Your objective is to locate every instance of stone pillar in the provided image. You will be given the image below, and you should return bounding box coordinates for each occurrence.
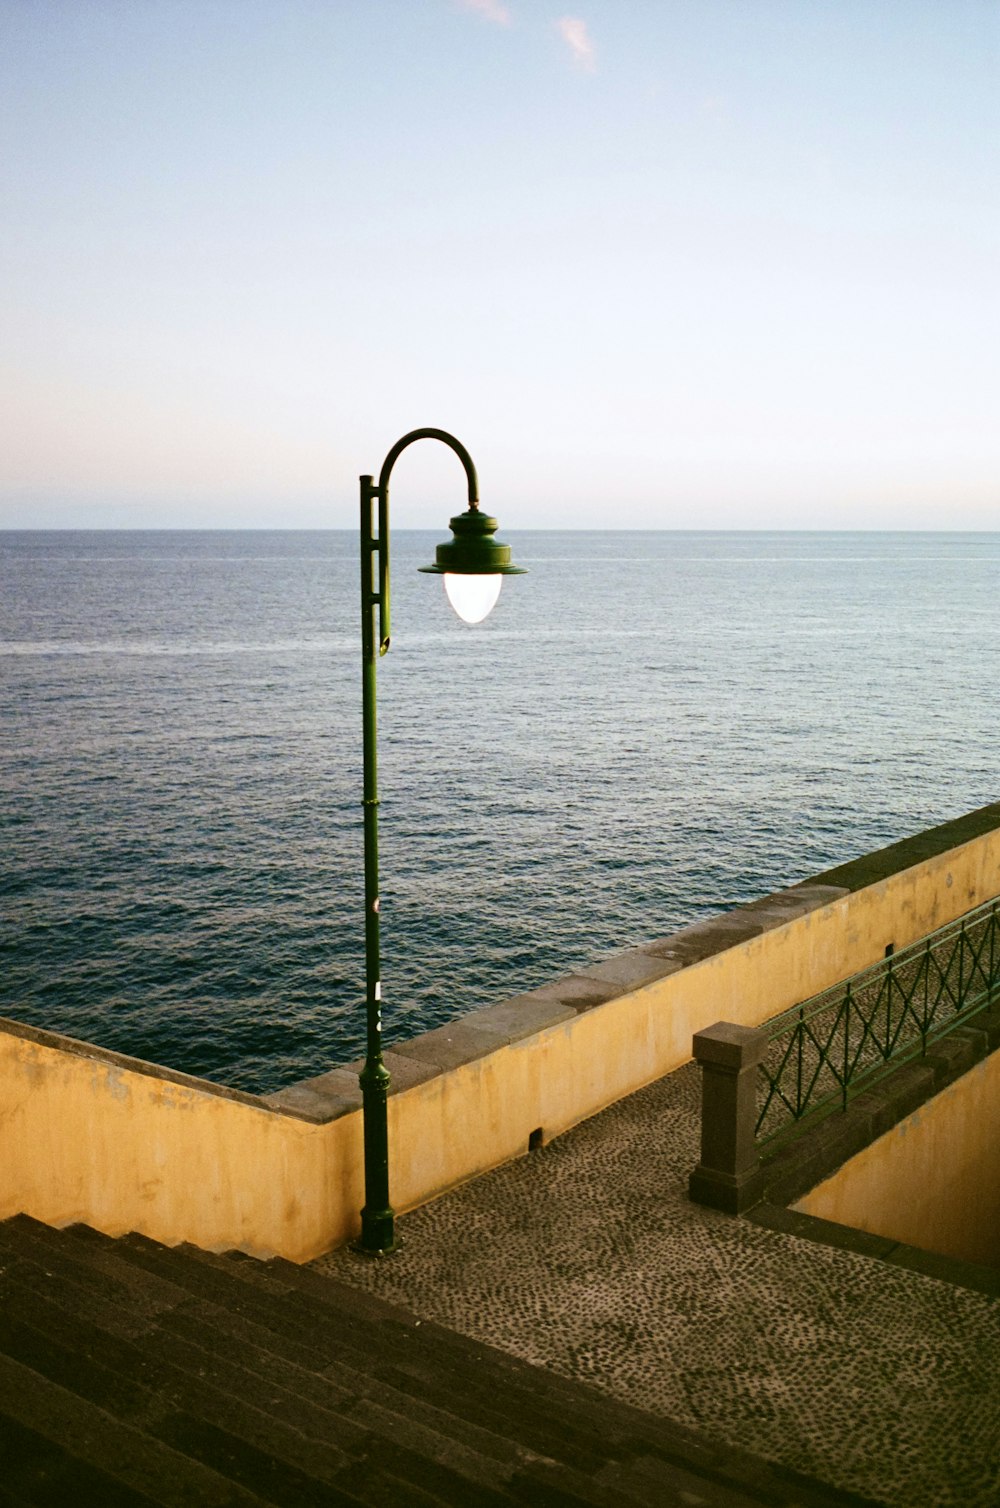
[688,1021,768,1214]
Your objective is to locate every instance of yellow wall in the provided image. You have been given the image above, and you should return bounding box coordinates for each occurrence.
[3,811,1000,1260]
[0,1028,360,1263]
[793,1049,1000,1269]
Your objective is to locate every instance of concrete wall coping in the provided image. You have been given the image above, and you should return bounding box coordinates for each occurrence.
[808,801,1000,893]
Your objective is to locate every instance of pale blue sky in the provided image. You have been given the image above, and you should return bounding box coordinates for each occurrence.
[1,0,997,528]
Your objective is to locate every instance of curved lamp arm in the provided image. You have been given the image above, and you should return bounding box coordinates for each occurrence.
[377,427,479,506]
[374,429,480,655]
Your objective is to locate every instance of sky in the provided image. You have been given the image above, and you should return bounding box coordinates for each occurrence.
[1,0,997,530]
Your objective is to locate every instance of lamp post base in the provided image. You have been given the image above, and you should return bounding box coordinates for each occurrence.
[352,1208,400,1257]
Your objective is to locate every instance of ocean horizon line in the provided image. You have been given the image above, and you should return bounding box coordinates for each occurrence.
[4,525,1000,537]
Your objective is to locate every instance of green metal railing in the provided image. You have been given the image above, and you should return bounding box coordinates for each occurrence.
[756,898,1000,1147]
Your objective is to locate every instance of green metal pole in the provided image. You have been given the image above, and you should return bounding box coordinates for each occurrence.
[357,473,395,1254]
[354,430,482,1256]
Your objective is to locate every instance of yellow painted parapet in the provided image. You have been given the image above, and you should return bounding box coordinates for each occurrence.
[793,1049,1000,1269]
[0,1022,362,1263]
[3,802,1000,1260]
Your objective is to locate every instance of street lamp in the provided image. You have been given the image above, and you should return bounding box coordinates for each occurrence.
[356,427,526,1255]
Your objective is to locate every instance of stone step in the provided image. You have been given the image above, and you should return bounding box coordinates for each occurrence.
[0,1349,272,1507]
[107,1236,663,1483]
[10,1223,369,1419]
[0,1222,691,1505]
[1,1412,162,1507]
[60,1235,541,1503]
[6,1220,649,1505]
[0,1268,375,1507]
[80,1237,645,1506]
[90,1231,649,1486]
[0,1233,501,1506]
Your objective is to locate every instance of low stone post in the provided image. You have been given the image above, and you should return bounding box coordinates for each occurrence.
[688,1021,768,1213]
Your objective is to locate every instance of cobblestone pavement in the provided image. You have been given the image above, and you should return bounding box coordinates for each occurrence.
[315,1060,1000,1508]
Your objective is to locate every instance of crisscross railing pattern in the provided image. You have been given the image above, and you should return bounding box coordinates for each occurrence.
[756,898,1000,1146]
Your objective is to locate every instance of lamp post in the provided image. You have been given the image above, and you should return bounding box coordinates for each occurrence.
[356,427,525,1255]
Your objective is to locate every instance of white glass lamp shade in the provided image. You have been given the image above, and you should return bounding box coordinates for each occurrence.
[443,572,503,625]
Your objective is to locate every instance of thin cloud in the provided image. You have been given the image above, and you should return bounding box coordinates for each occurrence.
[457,0,512,24]
[556,16,596,72]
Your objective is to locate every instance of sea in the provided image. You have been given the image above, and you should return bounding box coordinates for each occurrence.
[3,529,998,1094]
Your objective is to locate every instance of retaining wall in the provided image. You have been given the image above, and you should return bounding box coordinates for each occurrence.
[793,1041,1000,1269]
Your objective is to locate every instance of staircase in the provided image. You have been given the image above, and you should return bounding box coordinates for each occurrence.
[0,1215,873,1506]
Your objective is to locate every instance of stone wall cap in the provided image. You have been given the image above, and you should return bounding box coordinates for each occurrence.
[735,884,849,927]
[643,885,848,970]
[263,1050,443,1119]
[262,1073,362,1123]
[693,1021,769,1069]
[578,948,683,992]
[808,802,1000,893]
[460,995,578,1043]
[385,982,614,1077]
[390,1018,507,1072]
[645,915,764,965]
[515,975,620,1014]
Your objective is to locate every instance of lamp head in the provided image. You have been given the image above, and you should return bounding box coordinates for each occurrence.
[419,505,526,624]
